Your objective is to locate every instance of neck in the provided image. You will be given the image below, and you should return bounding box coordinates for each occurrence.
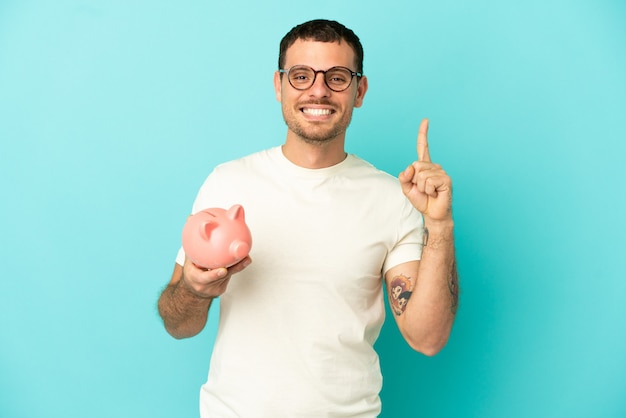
[282,132,347,169]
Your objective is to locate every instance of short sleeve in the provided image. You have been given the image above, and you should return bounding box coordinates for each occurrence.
[382,199,425,274]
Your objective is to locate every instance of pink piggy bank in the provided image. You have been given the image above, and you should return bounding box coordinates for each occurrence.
[181,204,252,269]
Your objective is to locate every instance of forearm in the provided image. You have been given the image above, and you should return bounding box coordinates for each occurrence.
[403,220,458,354]
[157,277,214,339]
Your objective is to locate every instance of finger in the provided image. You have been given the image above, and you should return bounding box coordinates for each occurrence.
[193,266,228,282]
[424,177,442,197]
[184,257,221,275]
[399,164,414,183]
[417,118,431,162]
[227,256,252,274]
[412,163,447,189]
[210,268,229,279]
[398,165,416,195]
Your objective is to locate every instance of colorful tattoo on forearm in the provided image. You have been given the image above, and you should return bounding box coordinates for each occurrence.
[389,274,413,316]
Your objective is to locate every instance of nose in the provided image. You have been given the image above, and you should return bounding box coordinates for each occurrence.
[308,71,331,97]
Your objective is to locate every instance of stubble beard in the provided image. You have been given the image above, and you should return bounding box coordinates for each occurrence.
[282,102,354,145]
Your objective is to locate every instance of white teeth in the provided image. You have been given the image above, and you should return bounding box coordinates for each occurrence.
[303,108,332,116]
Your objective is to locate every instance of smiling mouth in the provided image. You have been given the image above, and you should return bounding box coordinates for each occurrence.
[301,108,334,116]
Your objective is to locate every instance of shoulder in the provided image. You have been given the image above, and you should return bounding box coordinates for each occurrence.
[346,154,401,188]
[211,147,278,177]
[191,148,278,211]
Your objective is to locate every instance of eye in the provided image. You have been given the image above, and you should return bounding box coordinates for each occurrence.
[326,68,350,86]
[289,67,313,84]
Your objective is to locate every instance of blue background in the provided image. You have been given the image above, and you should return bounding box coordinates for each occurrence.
[1,1,625,417]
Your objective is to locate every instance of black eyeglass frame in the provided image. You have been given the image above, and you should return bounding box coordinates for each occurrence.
[278,65,363,92]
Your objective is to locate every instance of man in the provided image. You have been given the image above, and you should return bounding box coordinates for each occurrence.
[158,19,458,417]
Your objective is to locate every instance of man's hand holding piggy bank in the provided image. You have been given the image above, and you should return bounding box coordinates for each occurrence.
[180,204,253,299]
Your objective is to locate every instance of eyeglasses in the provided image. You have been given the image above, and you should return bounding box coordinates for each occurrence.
[279,65,362,92]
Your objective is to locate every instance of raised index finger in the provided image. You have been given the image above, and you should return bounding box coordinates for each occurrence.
[417,118,431,162]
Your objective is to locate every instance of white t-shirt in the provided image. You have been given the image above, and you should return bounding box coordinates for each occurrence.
[176,147,424,417]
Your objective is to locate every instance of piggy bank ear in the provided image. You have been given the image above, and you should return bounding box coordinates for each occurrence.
[200,220,217,240]
[227,204,245,221]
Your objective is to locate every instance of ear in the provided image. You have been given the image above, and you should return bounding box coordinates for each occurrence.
[353,75,368,108]
[200,220,217,240]
[274,71,282,103]
[227,204,245,221]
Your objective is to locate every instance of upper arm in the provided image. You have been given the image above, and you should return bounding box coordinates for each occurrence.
[384,260,420,321]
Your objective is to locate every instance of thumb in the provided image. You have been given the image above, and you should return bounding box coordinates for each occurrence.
[398,165,414,194]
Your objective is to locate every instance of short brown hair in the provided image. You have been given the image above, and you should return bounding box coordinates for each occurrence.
[278,19,364,74]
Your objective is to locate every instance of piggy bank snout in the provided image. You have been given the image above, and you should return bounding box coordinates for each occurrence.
[230,240,251,260]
